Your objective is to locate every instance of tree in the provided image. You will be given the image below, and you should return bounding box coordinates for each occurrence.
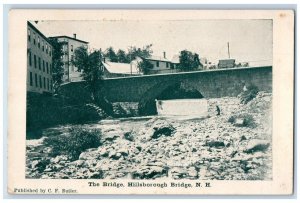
[242,62,249,67]
[127,44,153,61]
[178,50,201,72]
[72,46,103,100]
[117,49,129,63]
[104,47,118,62]
[138,60,154,75]
[73,46,114,116]
[48,38,64,93]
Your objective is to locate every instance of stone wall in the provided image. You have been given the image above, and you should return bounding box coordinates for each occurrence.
[102,66,272,103]
[59,66,272,106]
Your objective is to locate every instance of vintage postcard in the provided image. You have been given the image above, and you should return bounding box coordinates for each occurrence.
[8,9,294,195]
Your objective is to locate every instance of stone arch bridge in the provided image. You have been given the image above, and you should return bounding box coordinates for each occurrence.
[59,66,272,115]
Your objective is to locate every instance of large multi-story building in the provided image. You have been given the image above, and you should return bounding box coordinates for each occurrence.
[49,34,88,82]
[27,21,53,94]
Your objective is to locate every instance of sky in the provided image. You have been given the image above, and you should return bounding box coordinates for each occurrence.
[34,19,272,64]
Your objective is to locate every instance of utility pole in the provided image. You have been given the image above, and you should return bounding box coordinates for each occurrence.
[227,42,230,59]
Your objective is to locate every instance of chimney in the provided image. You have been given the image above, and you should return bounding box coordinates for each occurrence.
[73,33,77,39]
[163,51,166,59]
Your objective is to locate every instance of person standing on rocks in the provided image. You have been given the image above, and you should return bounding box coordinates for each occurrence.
[216,105,221,116]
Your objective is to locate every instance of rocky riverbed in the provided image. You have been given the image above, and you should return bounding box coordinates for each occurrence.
[26,92,272,180]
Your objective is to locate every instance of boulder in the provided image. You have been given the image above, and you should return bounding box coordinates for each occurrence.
[243,139,270,154]
[31,160,40,169]
[102,133,120,142]
[98,147,109,157]
[240,135,247,142]
[187,166,198,179]
[132,165,168,179]
[31,158,50,172]
[73,159,85,167]
[235,118,245,126]
[79,150,100,160]
[205,140,225,148]
[124,131,135,141]
[151,121,175,139]
[170,167,187,179]
[51,155,68,164]
[118,149,129,157]
[142,120,175,141]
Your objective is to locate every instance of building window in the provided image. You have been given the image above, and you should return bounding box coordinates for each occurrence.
[49,48,51,56]
[166,62,169,68]
[47,78,49,90]
[29,72,33,86]
[29,51,32,66]
[34,55,37,68]
[43,60,45,72]
[38,57,41,70]
[42,40,44,51]
[39,75,42,88]
[71,45,73,52]
[50,80,52,90]
[46,62,49,73]
[28,29,31,41]
[156,61,159,67]
[49,64,52,74]
[38,36,40,48]
[33,33,36,45]
[46,44,48,54]
[35,73,38,87]
[43,77,46,89]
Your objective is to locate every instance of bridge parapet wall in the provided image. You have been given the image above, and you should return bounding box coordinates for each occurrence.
[60,66,272,104]
[100,66,272,102]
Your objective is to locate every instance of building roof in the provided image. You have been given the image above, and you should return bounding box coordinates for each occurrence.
[49,36,89,44]
[144,56,171,62]
[27,21,52,45]
[103,61,139,74]
[219,59,236,63]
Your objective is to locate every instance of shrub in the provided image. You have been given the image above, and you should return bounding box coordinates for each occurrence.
[44,127,101,160]
[228,113,256,128]
[239,85,259,104]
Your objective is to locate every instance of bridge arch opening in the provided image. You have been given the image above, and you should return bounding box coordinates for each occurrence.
[138,82,204,116]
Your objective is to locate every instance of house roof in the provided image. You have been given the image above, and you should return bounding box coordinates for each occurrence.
[144,56,171,62]
[103,61,139,74]
[49,36,89,44]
